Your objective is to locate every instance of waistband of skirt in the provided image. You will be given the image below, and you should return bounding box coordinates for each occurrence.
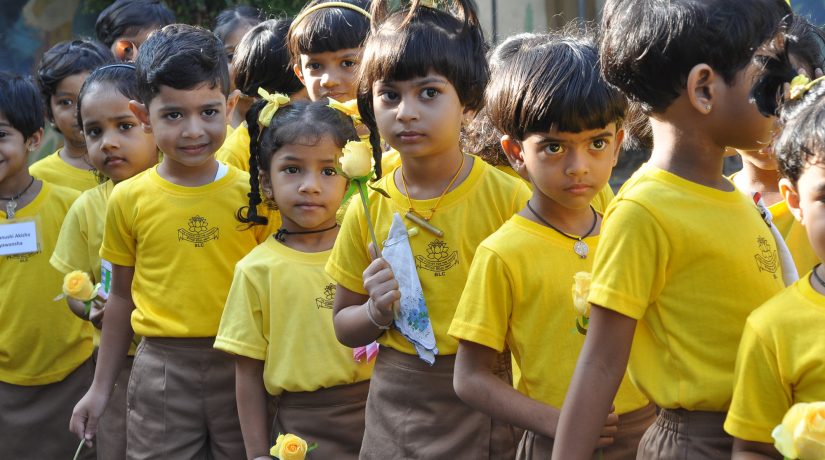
[656,408,727,437]
[276,379,370,408]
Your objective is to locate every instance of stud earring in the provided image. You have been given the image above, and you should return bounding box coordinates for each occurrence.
[705,104,712,111]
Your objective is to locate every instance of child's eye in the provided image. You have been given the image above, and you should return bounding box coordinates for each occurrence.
[421,88,439,99]
[118,123,135,131]
[203,109,218,117]
[379,91,399,103]
[164,112,182,120]
[322,167,338,176]
[59,99,74,107]
[0,131,7,138]
[283,166,299,174]
[545,144,564,155]
[590,139,608,151]
[341,60,357,69]
[306,62,322,71]
[85,127,101,138]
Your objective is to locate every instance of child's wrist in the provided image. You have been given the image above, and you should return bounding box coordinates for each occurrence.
[365,298,392,330]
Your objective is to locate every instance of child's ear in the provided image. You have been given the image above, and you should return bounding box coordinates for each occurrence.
[226,90,240,121]
[293,64,306,85]
[501,135,525,171]
[780,177,803,223]
[686,63,717,115]
[258,170,274,201]
[129,100,152,133]
[25,128,44,153]
[612,128,625,166]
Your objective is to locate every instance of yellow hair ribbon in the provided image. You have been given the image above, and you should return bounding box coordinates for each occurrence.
[290,2,372,34]
[789,74,825,101]
[328,98,362,124]
[257,88,290,127]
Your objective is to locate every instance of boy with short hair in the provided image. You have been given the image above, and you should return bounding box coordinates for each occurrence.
[551,0,792,459]
[70,24,276,459]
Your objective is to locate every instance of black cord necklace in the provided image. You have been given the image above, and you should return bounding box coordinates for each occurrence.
[526,200,598,259]
[1,177,35,219]
[274,223,338,242]
[812,264,825,290]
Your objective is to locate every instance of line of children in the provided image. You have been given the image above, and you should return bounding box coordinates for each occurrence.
[0,72,94,459]
[69,24,278,458]
[449,30,654,460]
[31,39,113,192]
[551,0,792,458]
[51,63,159,460]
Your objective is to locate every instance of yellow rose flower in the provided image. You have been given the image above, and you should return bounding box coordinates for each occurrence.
[339,140,374,179]
[328,98,361,123]
[572,271,592,317]
[62,270,96,301]
[773,402,825,459]
[270,433,308,460]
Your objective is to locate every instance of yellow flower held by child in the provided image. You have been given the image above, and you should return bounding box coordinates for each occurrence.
[572,271,592,317]
[270,433,309,460]
[339,140,374,179]
[62,270,97,301]
[773,402,825,459]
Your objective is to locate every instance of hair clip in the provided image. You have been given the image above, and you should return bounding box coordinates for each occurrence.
[789,74,825,101]
[257,88,290,127]
[328,98,362,124]
[290,2,372,34]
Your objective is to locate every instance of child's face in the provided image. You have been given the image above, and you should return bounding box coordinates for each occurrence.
[294,48,361,101]
[508,124,622,210]
[225,24,255,92]
[783,160,825,263]
[372,70,465,159]
[81,84,157,183]
[50,72,88,146]
[715,60,776,151]
[262,134,347,231]
[133,83,228,171]
[0,113,40,184]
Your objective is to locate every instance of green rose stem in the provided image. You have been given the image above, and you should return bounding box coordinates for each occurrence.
[73,439,85,460]
[356,180,399,319]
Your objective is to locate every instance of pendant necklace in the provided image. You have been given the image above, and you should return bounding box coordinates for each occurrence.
[526,200,598,259]
[400,154,465,238]
[1,177,35,219]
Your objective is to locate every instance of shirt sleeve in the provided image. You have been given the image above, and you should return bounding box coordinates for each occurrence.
[588,199,670,319]
[326,197,370,295]
[448,245,511,352]
[99,186,136,267]
[50,199,89,274]
[724,319,791,443]
[214,265,267,360]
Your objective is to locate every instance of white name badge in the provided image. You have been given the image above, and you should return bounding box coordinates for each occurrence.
[0,219,39,256]
[99,259,112,300]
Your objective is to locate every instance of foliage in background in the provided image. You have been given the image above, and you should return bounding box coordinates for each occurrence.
[81,0,306,28]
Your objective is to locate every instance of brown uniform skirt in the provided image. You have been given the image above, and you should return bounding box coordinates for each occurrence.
[359,346,519,460]
[516,403,656,460]
[271,379,370,460]
[636,408,731,460]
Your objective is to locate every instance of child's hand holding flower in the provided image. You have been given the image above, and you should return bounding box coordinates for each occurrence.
[773,402,825,459]
[62,271,97,301]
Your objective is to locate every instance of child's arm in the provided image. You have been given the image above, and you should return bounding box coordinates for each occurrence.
[454,340,618,443]
[732,439,781,459]
[551,305,637,460]
[332,251,400,347]
[235,356,271,460]
[69,263,135,446]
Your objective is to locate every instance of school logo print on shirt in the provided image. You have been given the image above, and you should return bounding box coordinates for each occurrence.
[754,236,778,278]
[4,250,40,263]
[177,215,219,247]
[415,239,459,277]
[315,283,335,309]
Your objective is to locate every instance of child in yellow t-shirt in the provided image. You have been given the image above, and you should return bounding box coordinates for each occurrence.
[31,39,113,192]
[551,1,791,459]
[216,18,306,172]
[216,97,373,460]
[724,42,825,459]
[0,73,93,458]
[327,1,530,457]
[50,63,157,460]
[449,31,654,460]
[69,25,277,458]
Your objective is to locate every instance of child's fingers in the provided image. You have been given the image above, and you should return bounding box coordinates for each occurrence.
[363,257,391,278]
[368,242,379,260]
[595,435,615,448]
[373,288,401,315]
[815,68,823,78]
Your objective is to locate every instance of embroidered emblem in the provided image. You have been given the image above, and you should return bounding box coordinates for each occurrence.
[5,250,39,263]
[415,239,459,276]
[177,216,219,247]
[315,283,335,309]
[754,236,778,278]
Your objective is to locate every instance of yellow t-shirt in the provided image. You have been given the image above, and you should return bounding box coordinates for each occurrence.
[216,123,251,172]
[380,149,401,177]
[215,238,373,395]
[0,182,93,385]
[327,156,531,355]
[770,199,819,274]
[724,272,825,442]
[100,165,280,338]
[493,164,615,213]
[449,215,649,414]
[30,150,98,192]
[589,164,785,411]
[226,123,234,137]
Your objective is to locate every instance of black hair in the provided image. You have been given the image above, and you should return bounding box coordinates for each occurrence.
[134,24,230,106]
[213,5,265,45]
[600,0,791,114]
[620,101,653,152]
[234,19,304,97]
[238,97,359,226]
[774,84,825,184]
[0,72,44,140]
[36,39,114,122]
[486,30,626,140]
[287,0,371,61]
[357,0,489,178]
[751,14,825,117]
[95,0,175,47]
[76,64,139,129]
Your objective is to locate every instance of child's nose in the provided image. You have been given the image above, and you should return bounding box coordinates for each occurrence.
[566,149,590,177]
[181,118,205,138]
[396,98,419,122]
[321,71,337,88]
